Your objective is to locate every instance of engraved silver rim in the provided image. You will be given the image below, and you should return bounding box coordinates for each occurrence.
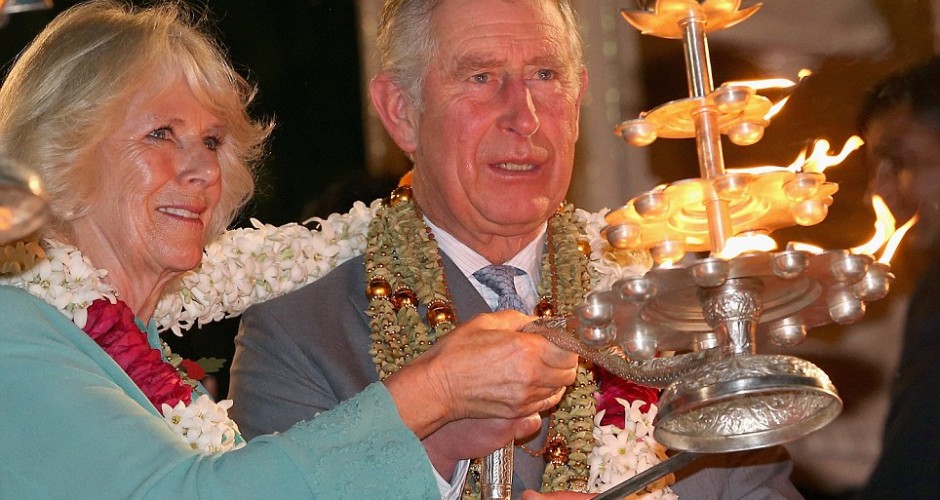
[653,354,842,453]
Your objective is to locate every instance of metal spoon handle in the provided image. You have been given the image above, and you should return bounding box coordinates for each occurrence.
[593,451,701,499]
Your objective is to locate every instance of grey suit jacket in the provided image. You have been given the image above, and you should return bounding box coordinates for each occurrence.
[229,254,803,499]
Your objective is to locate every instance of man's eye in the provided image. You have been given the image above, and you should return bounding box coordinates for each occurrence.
[471,73,490,84]
[536,69,555,80]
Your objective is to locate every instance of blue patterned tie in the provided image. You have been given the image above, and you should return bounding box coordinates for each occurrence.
[472,264,527,498]
[473,265,527,313]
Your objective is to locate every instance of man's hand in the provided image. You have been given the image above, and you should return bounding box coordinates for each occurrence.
[384,310,578,438]
[424,311,578,421]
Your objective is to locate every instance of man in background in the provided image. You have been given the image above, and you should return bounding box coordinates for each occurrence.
[858,56,940,500]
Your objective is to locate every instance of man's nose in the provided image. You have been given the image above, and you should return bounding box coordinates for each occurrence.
[498,79,540,137]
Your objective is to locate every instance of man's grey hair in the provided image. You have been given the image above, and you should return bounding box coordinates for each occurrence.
[376,0,584,110]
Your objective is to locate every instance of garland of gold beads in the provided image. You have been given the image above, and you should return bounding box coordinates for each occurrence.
[364,186,599,496]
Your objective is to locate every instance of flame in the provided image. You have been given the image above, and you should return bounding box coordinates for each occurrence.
[723,77,796,91]
[726,135,859,176]
[724,70,812,121]
[792,136,865,173]
[878,214,918,264]
[848,195,918,263]
[657,259,678,268]
[786,241,825,254]
[725,69,811,92]
[851,195,896,256]
[715,233,778,259]
[764,96,791,121]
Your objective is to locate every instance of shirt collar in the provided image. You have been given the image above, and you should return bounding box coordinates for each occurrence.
[424,217,546,281]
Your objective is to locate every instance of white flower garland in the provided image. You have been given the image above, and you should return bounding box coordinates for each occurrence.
[0,200,670,490]
[0,240,242,455]
[153,199,380,335]
[589,401,678,499]
[163,395,242,454]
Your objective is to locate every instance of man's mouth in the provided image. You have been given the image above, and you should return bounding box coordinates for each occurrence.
[495,162,536,171]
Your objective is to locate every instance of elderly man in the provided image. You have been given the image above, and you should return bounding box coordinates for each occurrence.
[858,57,940,499]
[229,0,801,498]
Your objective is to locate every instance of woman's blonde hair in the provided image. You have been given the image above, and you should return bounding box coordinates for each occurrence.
[0,0,272,240]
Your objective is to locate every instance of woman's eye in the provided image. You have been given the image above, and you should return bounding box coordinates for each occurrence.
[148,127,172,141]
[471,73,490,84]
[204,135,223,151]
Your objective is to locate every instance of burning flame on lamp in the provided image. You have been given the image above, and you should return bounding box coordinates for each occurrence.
[850,194,918,264]
[797,136,865,173]
[711,138,909,262]
[723,69,813,121]
[780,195,917,265]
[879,214,917,264]
[716,232,778,259]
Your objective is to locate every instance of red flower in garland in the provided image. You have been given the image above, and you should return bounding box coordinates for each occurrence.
[594,366,660,428]
[82,298,192,412]
[180,359,206,381]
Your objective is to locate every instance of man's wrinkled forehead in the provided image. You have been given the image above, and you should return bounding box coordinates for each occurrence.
[427,0,576,66]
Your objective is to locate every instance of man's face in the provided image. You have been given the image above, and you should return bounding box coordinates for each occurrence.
[407,0,585,252]
[866,104,940,248]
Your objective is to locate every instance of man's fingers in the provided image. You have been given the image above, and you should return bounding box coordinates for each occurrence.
[512,413,543,440]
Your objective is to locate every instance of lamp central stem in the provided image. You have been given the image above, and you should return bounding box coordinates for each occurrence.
[680,14,732,254]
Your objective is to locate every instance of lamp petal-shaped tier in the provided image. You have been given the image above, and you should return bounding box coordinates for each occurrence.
[622,0,762,39]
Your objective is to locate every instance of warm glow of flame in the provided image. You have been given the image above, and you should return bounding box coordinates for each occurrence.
[715,233,778,259]
[764,96,790,121]
[657,258,678,269]
[786,241,825,254]
[879,214,918,264]
[847,195,918,263]
[723,77,796,91]
[787,149,807,171]
[793,136,865,173]
[851,195,896,256]
[725,70,813,125]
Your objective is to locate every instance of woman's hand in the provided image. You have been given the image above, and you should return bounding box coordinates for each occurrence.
[384,310,578,437]
[422,414,541,477]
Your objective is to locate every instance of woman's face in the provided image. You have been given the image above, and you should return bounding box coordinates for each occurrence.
[72,79,224,280]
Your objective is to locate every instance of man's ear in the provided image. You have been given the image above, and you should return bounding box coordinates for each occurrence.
[578,68,589,103]
[369,71,419,154]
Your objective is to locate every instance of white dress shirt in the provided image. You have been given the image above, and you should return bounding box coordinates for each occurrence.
[427,217,546,314]
[423,217,547,498]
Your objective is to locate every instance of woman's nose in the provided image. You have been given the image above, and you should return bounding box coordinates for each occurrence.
[179,145,221,187]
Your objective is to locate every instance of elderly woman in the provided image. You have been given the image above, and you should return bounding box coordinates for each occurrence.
[0,1,578,498]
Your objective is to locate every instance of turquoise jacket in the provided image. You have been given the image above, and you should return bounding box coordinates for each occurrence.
[0,286,438,499]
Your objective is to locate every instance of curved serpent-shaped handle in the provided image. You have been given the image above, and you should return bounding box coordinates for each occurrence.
[522,316,725,389]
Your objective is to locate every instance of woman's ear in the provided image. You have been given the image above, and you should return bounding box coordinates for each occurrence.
[369,72,419,154]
